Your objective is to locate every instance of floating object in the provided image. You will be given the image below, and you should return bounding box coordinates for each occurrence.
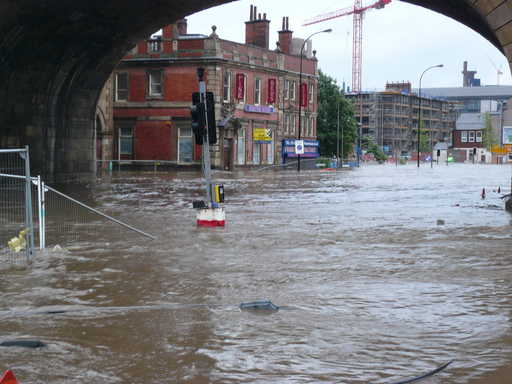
[498,186,501,193]
[389,361,453,384]
[239,300,279,311]
[7,228,28,252]
[197,207,225,227]
[0,340,46,349]
[436,219,445,226]
[481,188,486,200]
[0,370,19,384]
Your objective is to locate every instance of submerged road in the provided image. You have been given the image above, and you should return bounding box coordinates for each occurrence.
[1,163,512,383]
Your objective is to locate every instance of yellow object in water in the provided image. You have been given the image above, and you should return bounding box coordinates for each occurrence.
[7,228,28,252]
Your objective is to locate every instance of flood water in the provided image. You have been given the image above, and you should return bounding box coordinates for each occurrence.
[1,163,512,383]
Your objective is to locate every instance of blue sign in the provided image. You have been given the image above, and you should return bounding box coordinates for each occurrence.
[244,105,275,114]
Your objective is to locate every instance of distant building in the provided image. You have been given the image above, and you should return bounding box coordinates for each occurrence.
[347,82,456,157]
[421,81,512,163]
[107,6,320,170]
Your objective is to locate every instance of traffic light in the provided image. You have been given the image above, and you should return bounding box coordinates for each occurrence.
[205,92,217,144]
[191,92,205,145]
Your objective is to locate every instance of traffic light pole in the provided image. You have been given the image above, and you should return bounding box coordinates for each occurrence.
[197,69,213,206]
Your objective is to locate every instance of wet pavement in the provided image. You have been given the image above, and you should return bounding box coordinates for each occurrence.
[1,163,512,383]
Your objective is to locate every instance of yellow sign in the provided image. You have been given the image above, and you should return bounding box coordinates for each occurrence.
[491,145,508,155]
[253,128,272,142]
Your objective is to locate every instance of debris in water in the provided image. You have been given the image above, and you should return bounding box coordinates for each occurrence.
[239,300,279,311]
[0,340,46,349]
[388,360,453,384]
[436,219,445,225]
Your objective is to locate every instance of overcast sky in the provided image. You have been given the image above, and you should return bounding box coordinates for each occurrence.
[186,0,511,91]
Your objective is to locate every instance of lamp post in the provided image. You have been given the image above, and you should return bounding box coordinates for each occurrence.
[337,102,340,168]
[417,64,443,168]
[297,28,332,172]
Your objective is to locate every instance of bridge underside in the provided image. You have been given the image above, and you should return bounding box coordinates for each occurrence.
[0,0,511,179]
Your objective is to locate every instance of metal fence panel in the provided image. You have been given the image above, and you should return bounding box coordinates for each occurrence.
[0,147,35,266]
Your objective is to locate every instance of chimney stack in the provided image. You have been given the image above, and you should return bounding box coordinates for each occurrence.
[176,19,188,35]
[278,17,293,54]
[245,5,271,49]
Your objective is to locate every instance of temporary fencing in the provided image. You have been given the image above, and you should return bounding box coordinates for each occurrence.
[39,183,155,247]
[1,147,154,268]
[0,147,35,266]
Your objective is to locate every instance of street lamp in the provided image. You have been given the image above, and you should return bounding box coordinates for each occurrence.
[297,28,332,172]
[417,64,443,168]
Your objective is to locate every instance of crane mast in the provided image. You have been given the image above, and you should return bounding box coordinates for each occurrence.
[303,0,391,93]
[353,0,363,93]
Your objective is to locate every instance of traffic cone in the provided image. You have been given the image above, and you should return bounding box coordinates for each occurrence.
[0,370,19,384]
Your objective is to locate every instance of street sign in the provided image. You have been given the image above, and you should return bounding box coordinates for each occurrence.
[295,140,304,155]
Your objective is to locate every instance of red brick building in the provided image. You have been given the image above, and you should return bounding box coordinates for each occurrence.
[112,6,320,169]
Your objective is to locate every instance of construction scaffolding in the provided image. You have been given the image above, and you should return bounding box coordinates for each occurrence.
[348,86,456,157]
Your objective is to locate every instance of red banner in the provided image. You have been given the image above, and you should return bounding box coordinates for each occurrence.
[300,83,308,108]
[236,73,245,100]
[268,78,276,104]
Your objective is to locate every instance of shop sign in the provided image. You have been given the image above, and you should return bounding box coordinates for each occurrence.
[268,78,277,104]
[253,128,272,143]
[282,139,320,158]
[283,139,319,147]
[244,104,275,114]
[491,145,508,155]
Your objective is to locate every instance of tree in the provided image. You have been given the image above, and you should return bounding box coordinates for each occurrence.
[361,135,387,162]
[482,112,496,150]
[419,129,430,153]
[316,70,357,158]
[417,119,430,153]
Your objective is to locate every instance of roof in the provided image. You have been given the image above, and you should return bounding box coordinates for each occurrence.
[434,142,449,150]
[455,113,484,131]
[419,85,512,100]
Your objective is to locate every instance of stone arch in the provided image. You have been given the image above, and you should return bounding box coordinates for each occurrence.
[0,0,510,179]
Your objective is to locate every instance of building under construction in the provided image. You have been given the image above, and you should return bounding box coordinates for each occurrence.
[347,82,456,156]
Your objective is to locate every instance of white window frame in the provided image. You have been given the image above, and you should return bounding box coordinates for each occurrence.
[284,80,290,100]
[290,81,296,101]
[254,78,262,105]
[119,127,134,155]
[476,131,482,143]
[309,83,314,104]
[469,131,475,143]
[115,72,129,102]
[253,142,261,164]
[148,37,162,53]
[178,126,193,164]
[223,71,232,102]
[290,114,296,135]
[148,70,163,97]
[461,131,468,143]
[237,127,246,165]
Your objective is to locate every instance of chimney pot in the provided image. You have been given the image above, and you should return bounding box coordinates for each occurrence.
[250,5,254,21]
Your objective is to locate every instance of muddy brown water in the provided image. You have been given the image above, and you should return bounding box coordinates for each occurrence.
[1,163,512,383]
